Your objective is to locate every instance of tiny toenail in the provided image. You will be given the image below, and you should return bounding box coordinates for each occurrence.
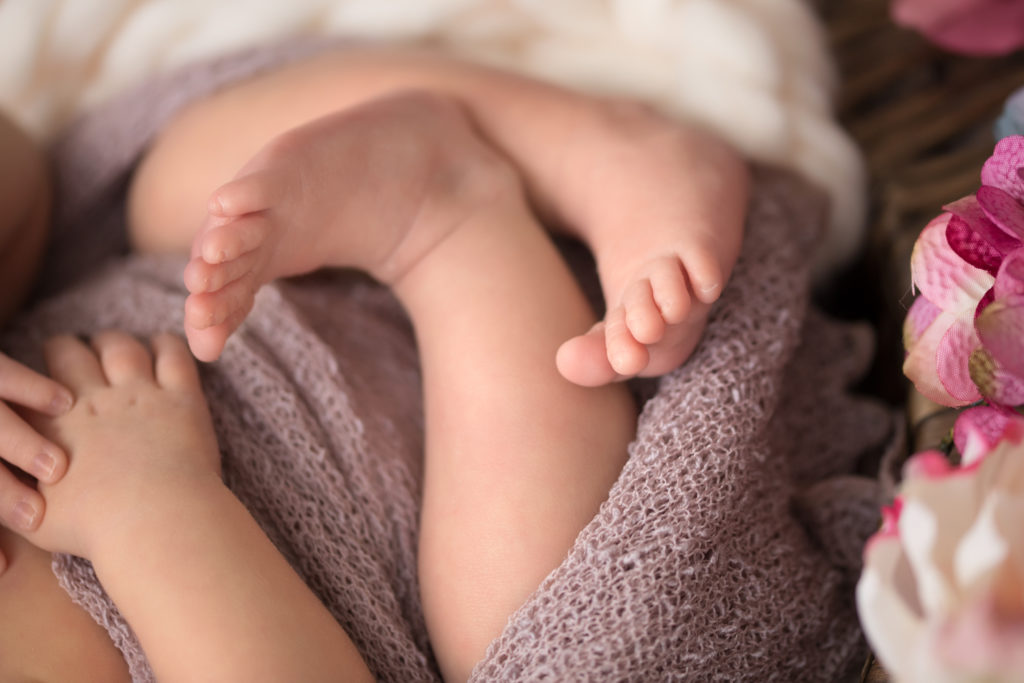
[701,283,720,293]
[32,450,57,481]
[14,500,38,531]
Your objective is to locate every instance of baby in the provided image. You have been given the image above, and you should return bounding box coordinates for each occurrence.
[0,46,748,680]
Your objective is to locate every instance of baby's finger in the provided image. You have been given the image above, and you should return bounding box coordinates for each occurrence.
[92,330,154,385]
[0,353,73,415]
[0,402,67,484]
[43,335,107,392]
[0,463,44,533]
[151,333,201,392]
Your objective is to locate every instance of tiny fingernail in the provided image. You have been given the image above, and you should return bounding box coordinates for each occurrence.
[14,500,38,531]
[33,450,57,481]
[50,390,74,415]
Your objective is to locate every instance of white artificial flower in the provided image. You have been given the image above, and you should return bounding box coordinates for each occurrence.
[857,408,1024,683]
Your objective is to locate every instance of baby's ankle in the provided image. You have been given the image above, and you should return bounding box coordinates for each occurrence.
[371,93,525,283]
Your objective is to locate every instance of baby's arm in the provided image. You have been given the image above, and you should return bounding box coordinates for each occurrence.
[20,331,373,682]
[0,112,73,559]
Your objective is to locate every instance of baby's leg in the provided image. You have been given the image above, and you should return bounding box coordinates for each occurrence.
[180,91,501,360]
[173,90,634,678]
[388,136,634,682]
[128,48,747,376]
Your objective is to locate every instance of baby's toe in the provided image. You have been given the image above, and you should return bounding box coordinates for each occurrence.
[91,330,154,385]
[185,307,250,363]
[623,279,665,345]
[605,305,649,376]
[556,323,622,387]
[151,333,202,391]
[184,275,256,331]
[683,249,727,305]
[208,169,282,217]
[199,214,269,265]
[649,258,691,325]
[184,250,263,294]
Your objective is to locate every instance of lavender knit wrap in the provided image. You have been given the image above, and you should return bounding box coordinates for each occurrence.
[0,41,896,681]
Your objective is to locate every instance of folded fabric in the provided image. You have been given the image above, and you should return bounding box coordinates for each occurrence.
[2,40,895,681]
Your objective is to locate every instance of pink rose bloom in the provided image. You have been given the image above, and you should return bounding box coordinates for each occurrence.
[892,0,1024,56]
[904,136,1024,406]
[858,409,1024,682]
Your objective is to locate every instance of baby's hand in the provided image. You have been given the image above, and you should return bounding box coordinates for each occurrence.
[18,331,220,559]
[0,352,73,535]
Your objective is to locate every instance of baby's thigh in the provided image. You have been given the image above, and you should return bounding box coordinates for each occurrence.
[0,527,130,681]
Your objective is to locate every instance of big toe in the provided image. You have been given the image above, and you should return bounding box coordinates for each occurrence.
[185,324,229,363]
[184,307,248,363]
[556,323,622,387]
[208,169,282,217]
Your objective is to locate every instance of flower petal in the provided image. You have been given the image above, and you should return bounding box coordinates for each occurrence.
[904,309,976,406]
[974,294,1024,378]
[981,135,1024,204]
[953,406,1013,466]
[900,500,958,615]
[936,313,984,403]
[904,294,941,350]
[946,214,1010,274]
[857,535,926,681]
[911,213,995,310]
[993,248,1024,301]
[904,450,955,480]
[969,346,1024,407]
[977,185,1024,242]
[892,0,1024,55]
[953,494,1010,595]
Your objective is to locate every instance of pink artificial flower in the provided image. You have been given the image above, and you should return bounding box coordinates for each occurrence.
[953,404,1018,465]
[904,136,1024,406]
[892,0,1024,56]
[858,411,1024,682]
[903,213,992,405]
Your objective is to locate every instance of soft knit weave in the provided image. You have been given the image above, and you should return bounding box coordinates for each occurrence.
[2,43,895,681]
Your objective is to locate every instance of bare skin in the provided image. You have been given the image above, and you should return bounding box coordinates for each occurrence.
[128,46,749,382]
[0,526,130,682]
[12,332,374,682]
[0,113,74,566]
[176,90,636,680]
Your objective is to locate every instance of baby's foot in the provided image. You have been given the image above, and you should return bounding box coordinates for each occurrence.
[556,250,720,387]
[553,105,749,386]
[183,91,509,361]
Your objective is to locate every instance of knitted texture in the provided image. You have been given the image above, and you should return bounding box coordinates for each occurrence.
[2,42,896,682]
